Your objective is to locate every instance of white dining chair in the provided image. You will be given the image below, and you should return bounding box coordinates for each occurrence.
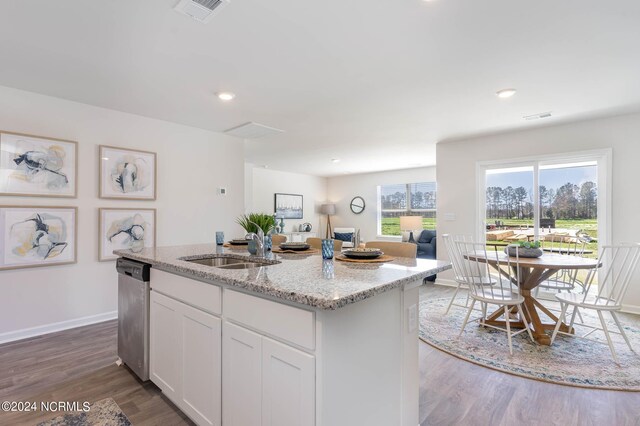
[550,243,640,363]
[456,241,534,355]
[536,235,587,296]
[442,234,497,315]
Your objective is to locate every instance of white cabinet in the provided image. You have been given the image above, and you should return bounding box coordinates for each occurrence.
[150,289,221,426]
[181,302,222,426]
[150,290,182,401]
[223,322,315,426]
[262,338,315,426]
[222,322,262,426]
[282,231,317,243]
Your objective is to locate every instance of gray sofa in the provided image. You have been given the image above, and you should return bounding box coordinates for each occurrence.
[416,229,437,281]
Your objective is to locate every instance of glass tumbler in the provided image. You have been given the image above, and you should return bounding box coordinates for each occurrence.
[215,231,224,245]
[322,239,334,259]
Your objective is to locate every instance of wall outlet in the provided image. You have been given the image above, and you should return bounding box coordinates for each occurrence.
[218,187,227,196]
[443,213,456,221]
[408,304,417,333]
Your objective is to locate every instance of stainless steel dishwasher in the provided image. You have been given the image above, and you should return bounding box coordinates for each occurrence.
[116,257,151,381]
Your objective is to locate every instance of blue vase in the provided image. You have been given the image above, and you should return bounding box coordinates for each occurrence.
[248,240,257,255]
[264,234,272,251]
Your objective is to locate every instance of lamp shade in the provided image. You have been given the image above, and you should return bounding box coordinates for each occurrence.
[320,203,336,215]
[400,216,422,231]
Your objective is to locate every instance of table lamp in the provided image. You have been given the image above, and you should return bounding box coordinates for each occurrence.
[320,203,336,238]
[400,216,423,243]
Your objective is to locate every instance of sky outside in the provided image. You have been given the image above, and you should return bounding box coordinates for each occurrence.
[486,165,597,192]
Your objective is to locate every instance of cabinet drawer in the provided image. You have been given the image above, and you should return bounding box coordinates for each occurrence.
[151,269,221,315]
[225,290,315,350]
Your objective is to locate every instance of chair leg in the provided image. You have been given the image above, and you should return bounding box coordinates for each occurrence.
[597,310,619,364]
[575,306,584,324]
[480,302,487,327]
[516,304,534,343]
[445,284,461,315]
[551,302,569,345]
[458,299,476,338]
[611,311,635,353]
[504,305,513,356]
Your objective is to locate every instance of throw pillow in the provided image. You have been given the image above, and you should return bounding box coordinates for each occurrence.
[334,232,354,242]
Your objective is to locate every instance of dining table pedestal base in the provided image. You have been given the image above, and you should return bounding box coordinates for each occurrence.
[483,290,575,346]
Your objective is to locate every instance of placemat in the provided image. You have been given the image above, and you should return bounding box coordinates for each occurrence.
[272,247,319,254]
[335,254,395,263]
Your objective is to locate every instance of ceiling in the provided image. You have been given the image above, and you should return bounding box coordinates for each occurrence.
[1,1,640,177]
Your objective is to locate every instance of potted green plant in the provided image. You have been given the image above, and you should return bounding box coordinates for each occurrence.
[236,213,276,254]
[505,240,543,258]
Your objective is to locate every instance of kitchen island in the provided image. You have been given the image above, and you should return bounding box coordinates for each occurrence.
[115,244,450,426]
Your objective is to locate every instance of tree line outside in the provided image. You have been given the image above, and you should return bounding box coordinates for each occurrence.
[486,181,597,220]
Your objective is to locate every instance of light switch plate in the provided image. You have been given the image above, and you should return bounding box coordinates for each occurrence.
[218,187,227,196]
[444,213,456,221]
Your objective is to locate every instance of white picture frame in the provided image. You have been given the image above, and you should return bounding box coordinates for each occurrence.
[99,145,157,200]
[0,131,78,198]
[0,205,77,270]
[99,208,156,261]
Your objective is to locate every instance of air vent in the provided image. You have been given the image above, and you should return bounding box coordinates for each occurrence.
[523,111,552,121]
[174,0,229,23]
[224,122,285,139]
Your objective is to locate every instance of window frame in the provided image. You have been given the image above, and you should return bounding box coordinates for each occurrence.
[377,182,437,238]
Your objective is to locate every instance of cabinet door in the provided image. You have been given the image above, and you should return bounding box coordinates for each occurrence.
[181,303,222,426]
[262,337,315,426]
[223,322,262,426]
[150,290,182,401]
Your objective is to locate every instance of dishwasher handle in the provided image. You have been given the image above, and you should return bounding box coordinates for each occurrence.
[116,258,150,281]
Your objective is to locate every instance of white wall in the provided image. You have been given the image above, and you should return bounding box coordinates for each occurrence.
[436,112,640,313]
[0,85,245,341]
[247,166,327,236]
[327,167,437,242]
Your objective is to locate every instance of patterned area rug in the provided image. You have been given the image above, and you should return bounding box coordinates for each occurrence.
[419,297,640,391]
[37,398,131,426]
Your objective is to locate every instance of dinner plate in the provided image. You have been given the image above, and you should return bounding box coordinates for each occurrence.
[342,249,383,259]
[279,243,311,251]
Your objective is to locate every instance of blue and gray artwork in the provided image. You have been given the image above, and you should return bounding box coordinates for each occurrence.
[110,155,150,194]
[10,213,69,259]
[106,214,148,252]
[13,146,69,190]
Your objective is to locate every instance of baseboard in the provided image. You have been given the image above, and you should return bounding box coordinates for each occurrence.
[0,311,117,345]
[621,303,640,315]
[433,278,457,288]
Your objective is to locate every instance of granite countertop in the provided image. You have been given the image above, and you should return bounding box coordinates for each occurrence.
[114,244,451,310]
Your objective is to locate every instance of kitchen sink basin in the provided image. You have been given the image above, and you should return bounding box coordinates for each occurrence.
[216,262,264,270]
[180,255,279,269]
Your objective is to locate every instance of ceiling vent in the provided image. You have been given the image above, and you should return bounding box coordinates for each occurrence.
[174,0,229,23]
[523,111,552,121]
[224,122,285,139]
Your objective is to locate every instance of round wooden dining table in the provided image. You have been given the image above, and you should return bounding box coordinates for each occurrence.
[464,252,600,345]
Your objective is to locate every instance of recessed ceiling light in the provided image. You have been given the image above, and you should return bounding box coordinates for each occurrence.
[101,157,109,161]
[216,92,236,101]
[496,88,517,99]
[331,158,340,163]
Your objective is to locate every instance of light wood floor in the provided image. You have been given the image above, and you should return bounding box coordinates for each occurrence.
[1,284,638,426]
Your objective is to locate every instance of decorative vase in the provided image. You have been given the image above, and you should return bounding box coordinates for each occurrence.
[279,217,285,233]
[264,234,272,251]
[505,246,543,258]
[322,239,334,259]
[248,240,258,255]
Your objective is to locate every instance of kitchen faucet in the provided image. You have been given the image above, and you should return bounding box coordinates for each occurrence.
[245,221,265,257]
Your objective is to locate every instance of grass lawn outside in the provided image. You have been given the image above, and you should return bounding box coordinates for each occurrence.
[381,217,436,236]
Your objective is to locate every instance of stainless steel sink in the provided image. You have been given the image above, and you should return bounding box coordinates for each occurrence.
[180,255,278,269]
[185,257,249,267]
[216,262,264,270]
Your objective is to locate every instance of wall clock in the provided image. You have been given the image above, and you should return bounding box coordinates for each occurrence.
[350,196,365,214]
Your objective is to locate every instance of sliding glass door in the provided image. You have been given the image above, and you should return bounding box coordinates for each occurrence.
[479,151,610,261]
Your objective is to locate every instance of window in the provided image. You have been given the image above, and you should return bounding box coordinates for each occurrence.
[378,182,436,236]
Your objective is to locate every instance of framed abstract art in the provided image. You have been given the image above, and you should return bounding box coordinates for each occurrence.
[99,145,157,200]
[0,131,78,198]
[0,205,77,270]
[98,208,156,261]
